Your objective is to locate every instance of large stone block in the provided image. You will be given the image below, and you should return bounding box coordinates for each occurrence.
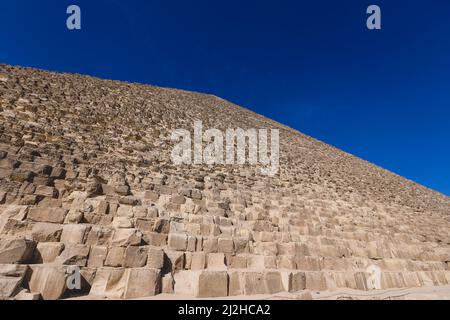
[90,267,160,299]
[55,244,90,266]
[33,242,65,263]
[190,252,206,270]
[0,264,28,298]
[143,231,167,246]
[111,229,142,247]
[28,266,67,300]
[207,253,227,270]
[88,246,108,268]
[147,247,164,269]
[168,233,187,251]
[28,208,68,224]
[60,224,91,244]
[124,246,148,268]
[105,247,125,267]
[31,223,63,242]
[123,268,161,299]
[0,238,36,264]
[174,270,228,298]
[305,272,328,291]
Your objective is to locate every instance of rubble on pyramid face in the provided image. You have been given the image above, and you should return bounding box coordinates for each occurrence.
[0,64,449,300]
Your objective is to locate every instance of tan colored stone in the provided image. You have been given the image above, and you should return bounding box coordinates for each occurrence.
[28,266,67,300]
[0,238,36,264]
[28,208,68,224]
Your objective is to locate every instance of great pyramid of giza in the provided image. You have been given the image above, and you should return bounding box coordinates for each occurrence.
[0,64,449,300]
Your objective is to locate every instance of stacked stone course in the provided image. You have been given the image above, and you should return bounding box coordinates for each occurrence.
[0,64,449,300]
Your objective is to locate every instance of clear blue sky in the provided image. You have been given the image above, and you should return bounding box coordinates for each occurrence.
[1,0,449,195]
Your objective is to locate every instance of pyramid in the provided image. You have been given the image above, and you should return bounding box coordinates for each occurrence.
[0,64,449,300]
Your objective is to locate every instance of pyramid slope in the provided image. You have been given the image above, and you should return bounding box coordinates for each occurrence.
[0,64,449,299]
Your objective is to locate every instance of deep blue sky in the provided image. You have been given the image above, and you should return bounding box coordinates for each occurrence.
[1,0,449,195]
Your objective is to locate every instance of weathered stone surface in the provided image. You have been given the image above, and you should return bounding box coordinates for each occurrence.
[31,223,63,242]
[0,264,28,298]
[0,238,36,264]
[90,267,160,299]
[147,247,164,269]
[164,250,185,272]
[28,208,68,224]
[55,244,90,266]
[105,247,125,267]
[0,65,449,300]
[28,266,67,300]
[88,245,108,268]
[33,242,65,263]
[123,268,161,299]
[60,224,90,244]
[111,229,142,247]
[168,233,187,251]
[124,246,148,268]
[174,270,228,297]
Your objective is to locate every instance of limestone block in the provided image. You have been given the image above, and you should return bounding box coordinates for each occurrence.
[31,222,63,242]
[168,232,187,251]
[207,253,227,270]
[170,195,186,205]
[164,250,185,272]
[295,256,323,271]
[123,268,161,299]
[116,205,134,218]
[88,246,108,268]
[203,237,218,253]
[230,255,247,269]
[111,228,142,247]
[135,218,155,232]
[124,246,148,268]
[264,271,284,294]
[187,236,197,252]
[14,290,41,300]
[162,273,175,294]
[33,242,65,263]
[0,238,36,264]
[198,271,228,297]
[105,247,125,267]
[85,226,114,246]
[144,232,167,246]
[174,270,228,298]
[277,255,296,269]
[90,267,161,299]
[242,272,266,295]
[153,218,170,234]
[190,252,206,270]
[28,207,68,224]
[305,272,328,291]
[228,271,243,296]
[112,216,134,229]
[28,265,67,300]
[147,247,164,269]
[119,196,141,206]
[247,255,265,270]
[218,237,234,253]
[55,244,90,266]
[60,224,90,244]
[0,264,28,298]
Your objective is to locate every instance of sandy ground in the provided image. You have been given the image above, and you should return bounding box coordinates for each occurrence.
[68,286,450,300]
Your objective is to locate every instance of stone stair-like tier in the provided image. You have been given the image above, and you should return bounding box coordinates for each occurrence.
[0,64,449,300]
